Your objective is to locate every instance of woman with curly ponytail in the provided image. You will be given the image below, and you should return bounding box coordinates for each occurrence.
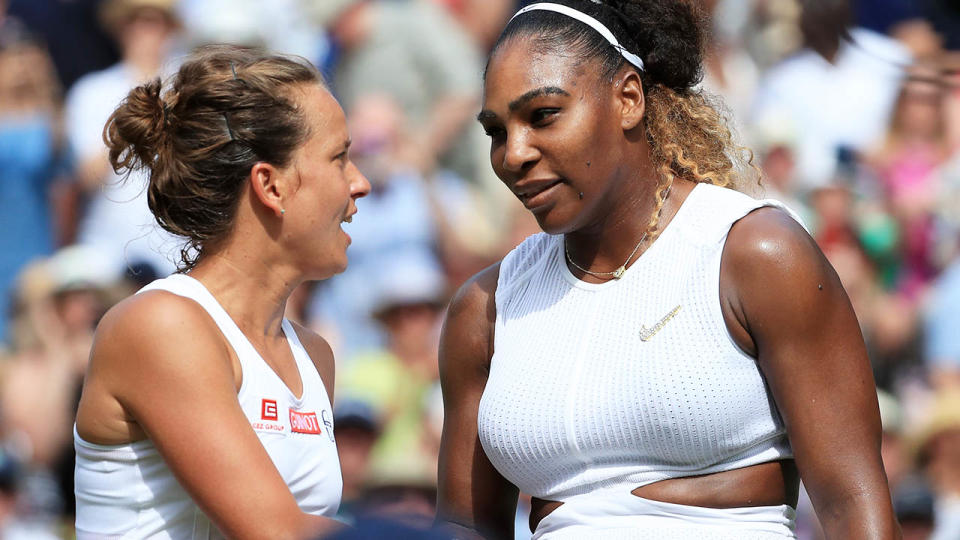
[73,46,370,538]
[437,1,897,538]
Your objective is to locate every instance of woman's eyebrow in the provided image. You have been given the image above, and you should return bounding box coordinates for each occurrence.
[508,86,569,112]
[476,86,570,122]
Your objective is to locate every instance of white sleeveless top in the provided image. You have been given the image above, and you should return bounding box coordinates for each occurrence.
[74,274,342,539]
[478,183,801,501]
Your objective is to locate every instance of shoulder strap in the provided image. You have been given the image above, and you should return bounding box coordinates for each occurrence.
[281,319,331,406]
[138,274,261,366]
[497,233,555,292]
[673,184,807,247]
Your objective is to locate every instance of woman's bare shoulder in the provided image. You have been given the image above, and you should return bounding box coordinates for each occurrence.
[89,290,232,390]
[95,290,220,349]
[439,262,501,387]
[722,206,828,307]
[447,263,501,322]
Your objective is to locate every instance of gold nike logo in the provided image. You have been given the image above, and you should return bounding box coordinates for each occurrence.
[639,305,682,342]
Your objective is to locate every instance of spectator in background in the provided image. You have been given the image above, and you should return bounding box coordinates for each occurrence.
[176,0,325,62]
[307,93,444,357]
[700,0,761,138]
[65,0,181,279]
[750,113,806,216]
[806,178,920,390]
[0,20,72,345]
[1,247,117,519]
[354,387,443,533]
[309,0,479,178]
[877,389,910,494]
[866,68,951,299]
[309,93,491,357]
[742,0,804,70]
[752,0,911,189]
[911,390,960,540]
[338,255,445,482]
[925,248,960,388]
[333,399,381,524]
[944,53,960,153]
[933,54,960,264]
[335,384,442,534]
[430,0,515,51]
[358,461,438,532]
[0,450,58,540]
[893,479,935,540]
[853,0,925,37]
[5,0,119,92]
[335,393,442,534]
[306,0,514,249]
[924,0,960,51]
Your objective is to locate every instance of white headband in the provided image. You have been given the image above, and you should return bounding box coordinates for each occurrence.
[509,2,645,72]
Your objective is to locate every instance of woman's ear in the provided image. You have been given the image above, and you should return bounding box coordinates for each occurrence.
[249,162,287,218]
[616,69,645,131]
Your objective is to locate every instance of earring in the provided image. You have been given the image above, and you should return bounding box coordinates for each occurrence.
[578,192,584,200]
[280,208,286,215]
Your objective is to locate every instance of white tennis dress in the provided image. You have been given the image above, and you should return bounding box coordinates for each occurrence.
[478,183,803,538]
[74,274,342,539]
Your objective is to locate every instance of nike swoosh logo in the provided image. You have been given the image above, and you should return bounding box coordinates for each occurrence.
[639,305,682,342]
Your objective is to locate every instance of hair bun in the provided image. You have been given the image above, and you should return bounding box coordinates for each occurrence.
[101,46,323,270]
[608,0,706,91]
[104,78,168,176]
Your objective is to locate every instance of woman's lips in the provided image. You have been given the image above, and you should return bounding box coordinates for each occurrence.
[517,179,563,210]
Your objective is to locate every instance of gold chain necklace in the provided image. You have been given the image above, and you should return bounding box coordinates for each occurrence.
[564,185,672,280]
[564,232,647,279]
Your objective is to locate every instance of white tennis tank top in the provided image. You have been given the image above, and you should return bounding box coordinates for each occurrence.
[478,183,801,501]
[74,273,342,539]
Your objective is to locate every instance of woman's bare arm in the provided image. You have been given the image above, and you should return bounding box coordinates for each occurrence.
[436,263,519,539]
[721,207,899,539]
[80,292,340,540]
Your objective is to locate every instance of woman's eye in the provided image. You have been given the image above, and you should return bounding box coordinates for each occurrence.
[531,108,559,125]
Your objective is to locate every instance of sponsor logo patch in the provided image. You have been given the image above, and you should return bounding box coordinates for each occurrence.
[322,409,335,442]
[261,399,278,421]
[289,409,322,435]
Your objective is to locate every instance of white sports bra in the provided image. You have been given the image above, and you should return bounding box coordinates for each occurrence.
[74,273,342,539]
[478,183,800,501]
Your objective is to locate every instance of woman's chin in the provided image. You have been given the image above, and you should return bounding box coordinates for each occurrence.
[533,208,578,236]
[309,258,349,281]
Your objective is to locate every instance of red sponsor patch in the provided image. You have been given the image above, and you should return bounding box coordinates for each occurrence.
[261,399,278,421]
[289,409,322,435]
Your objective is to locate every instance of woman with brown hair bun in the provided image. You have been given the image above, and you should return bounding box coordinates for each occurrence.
[73,45,370,538]
[437,1,898,538]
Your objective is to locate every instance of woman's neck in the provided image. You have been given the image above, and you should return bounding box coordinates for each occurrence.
[187,249,299,340]
[563,172,694,275]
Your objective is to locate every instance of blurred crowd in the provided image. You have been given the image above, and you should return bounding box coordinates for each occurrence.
[0,0,958,537]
